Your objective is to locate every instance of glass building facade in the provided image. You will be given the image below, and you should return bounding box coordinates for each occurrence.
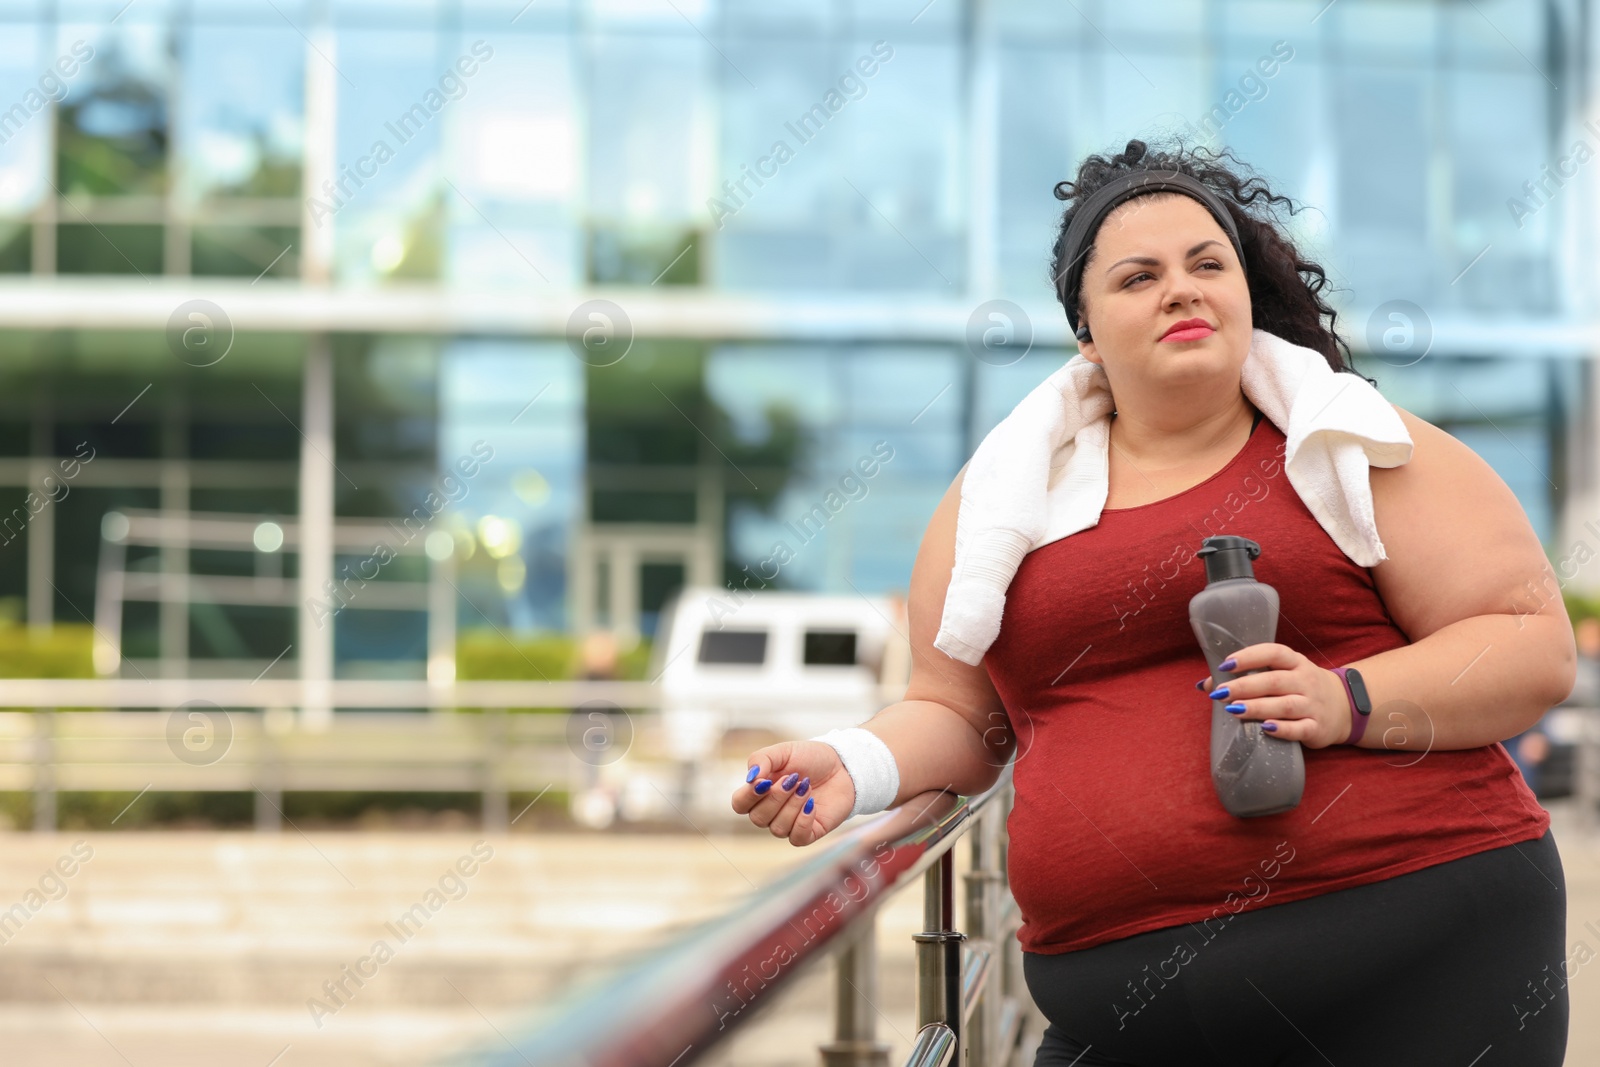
[0,0,1588,679]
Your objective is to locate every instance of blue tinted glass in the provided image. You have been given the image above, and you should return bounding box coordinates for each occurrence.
[711,37,835,230]
[706,344,840,435]
[55,23,171,197]
[441,339,585,631]
[0,30,48,218]
[589,34,706,224]
[1333,0,1439,59]
[330,28,443,282]
[1207,43,1310,169]
[1443,0,1543,63]
[442,32,578,286]
[714,38,965,292]
[723,0,830,33]
[180,25,303,199]
[840,346,963,427]
[997,43,1076,301]
[972,346,1069,442]
[1450,424,1552,542]
[847,0,962,35]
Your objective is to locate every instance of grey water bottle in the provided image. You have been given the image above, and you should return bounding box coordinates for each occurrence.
[1188,536,1305,818]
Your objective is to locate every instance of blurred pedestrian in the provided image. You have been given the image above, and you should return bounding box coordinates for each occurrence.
[1515,615,1600,797]
[569,629,623,828]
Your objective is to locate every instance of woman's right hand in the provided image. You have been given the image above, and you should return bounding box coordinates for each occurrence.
[730,740,853,846]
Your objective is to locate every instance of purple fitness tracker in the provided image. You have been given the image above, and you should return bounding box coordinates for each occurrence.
[1331,666,1372,745]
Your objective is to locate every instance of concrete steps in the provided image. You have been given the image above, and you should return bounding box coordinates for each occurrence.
[11,810,1589,1066]
[0,825,938,1065]
[0,830,819,1010]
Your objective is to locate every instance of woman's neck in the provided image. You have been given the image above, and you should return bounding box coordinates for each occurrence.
[1108,390,1256,472]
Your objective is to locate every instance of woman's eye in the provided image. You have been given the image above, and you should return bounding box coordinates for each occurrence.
[1123,260,1224,287]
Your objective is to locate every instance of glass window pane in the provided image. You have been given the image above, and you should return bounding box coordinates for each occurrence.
[56,222,161,273]
[445,32,579,286]
[1333,0,1439,61]
[332,28,445,283]
[0,222,29,271]
[0,30,53,220]
[179,25,303,201]
[697,629,767,664]
[835,40,964,288]
[803,629,856,665]
[997,43,1076,301]
[589,34,707,226]
[441,340,584,632]
[190,224,299,278]
[56,26,170,197]
[1333,65,1429,302]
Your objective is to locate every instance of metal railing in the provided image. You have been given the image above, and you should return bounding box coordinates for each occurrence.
[455,767,1044,1067]
[0,679,658,831]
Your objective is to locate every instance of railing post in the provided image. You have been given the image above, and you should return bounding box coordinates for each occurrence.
[997,778,1046,1059]
[964,804,1006,1067]
[913,848,966,1052]
[32,706,55,832]
[297,333,335,731]
[819,918,890,1067]
[483,707,509,832]
[255,709,282,833]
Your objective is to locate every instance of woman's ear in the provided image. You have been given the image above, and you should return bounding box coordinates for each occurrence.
[1075,320,1101,364]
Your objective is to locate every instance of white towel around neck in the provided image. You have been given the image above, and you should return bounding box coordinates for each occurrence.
[932,327,1414,667]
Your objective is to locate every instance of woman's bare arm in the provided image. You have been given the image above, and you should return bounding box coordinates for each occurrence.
[859,463,1017,801]
[1342,407,1576,749]
[1219,406,1577,751]
[731,464,1014,843]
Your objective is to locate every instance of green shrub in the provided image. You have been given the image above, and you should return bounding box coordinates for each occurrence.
[0,788,571,831]
[0,622,96,678]
[1565,590,1600,624]
[0,624,653,684]
[456,630,578,681]
[62,790,255,830]
[454,628,655,712]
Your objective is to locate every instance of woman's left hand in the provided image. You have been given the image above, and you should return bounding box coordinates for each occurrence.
[1197,643,1352,749]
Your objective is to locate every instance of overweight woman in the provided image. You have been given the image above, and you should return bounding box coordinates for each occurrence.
[732,139,1575,1065]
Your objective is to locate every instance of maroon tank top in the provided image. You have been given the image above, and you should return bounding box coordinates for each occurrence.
[984,417,1550,955]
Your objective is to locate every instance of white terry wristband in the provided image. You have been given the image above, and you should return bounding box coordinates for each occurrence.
[811,727,900,819]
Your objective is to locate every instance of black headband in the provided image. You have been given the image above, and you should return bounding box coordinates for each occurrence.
[1056,168,1247,332]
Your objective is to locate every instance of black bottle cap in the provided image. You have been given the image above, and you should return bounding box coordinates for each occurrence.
[1197,535,1261,583]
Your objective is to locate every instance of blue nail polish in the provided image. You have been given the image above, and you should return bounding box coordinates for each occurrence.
[1194,679,1207,691]
[1262,722,1277,732]
[1225,703,1246,715]
[1208,687,1229,701]
[754,779,772,794]
[746,765,760,783]
[803,797,814,814]
[1218,658,1237,672]
[796,777,810,797]
[781,773,798,791]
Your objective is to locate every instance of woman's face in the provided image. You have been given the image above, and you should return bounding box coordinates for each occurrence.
[1074,193,1252,400]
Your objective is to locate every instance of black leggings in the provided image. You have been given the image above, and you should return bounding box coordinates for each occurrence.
[1024,830,1568,1066]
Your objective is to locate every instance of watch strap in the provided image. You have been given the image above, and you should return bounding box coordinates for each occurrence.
[1331,667,1369,746]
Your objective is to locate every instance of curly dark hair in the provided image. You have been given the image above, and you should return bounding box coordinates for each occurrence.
[1049,137,1357,374]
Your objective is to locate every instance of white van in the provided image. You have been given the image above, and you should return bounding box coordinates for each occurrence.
[649,586,910,762]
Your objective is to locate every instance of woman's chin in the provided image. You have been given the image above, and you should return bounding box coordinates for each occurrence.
[1147,342,1245,384]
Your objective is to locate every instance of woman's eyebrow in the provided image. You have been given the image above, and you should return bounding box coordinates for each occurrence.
[1104,238,1224,274]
